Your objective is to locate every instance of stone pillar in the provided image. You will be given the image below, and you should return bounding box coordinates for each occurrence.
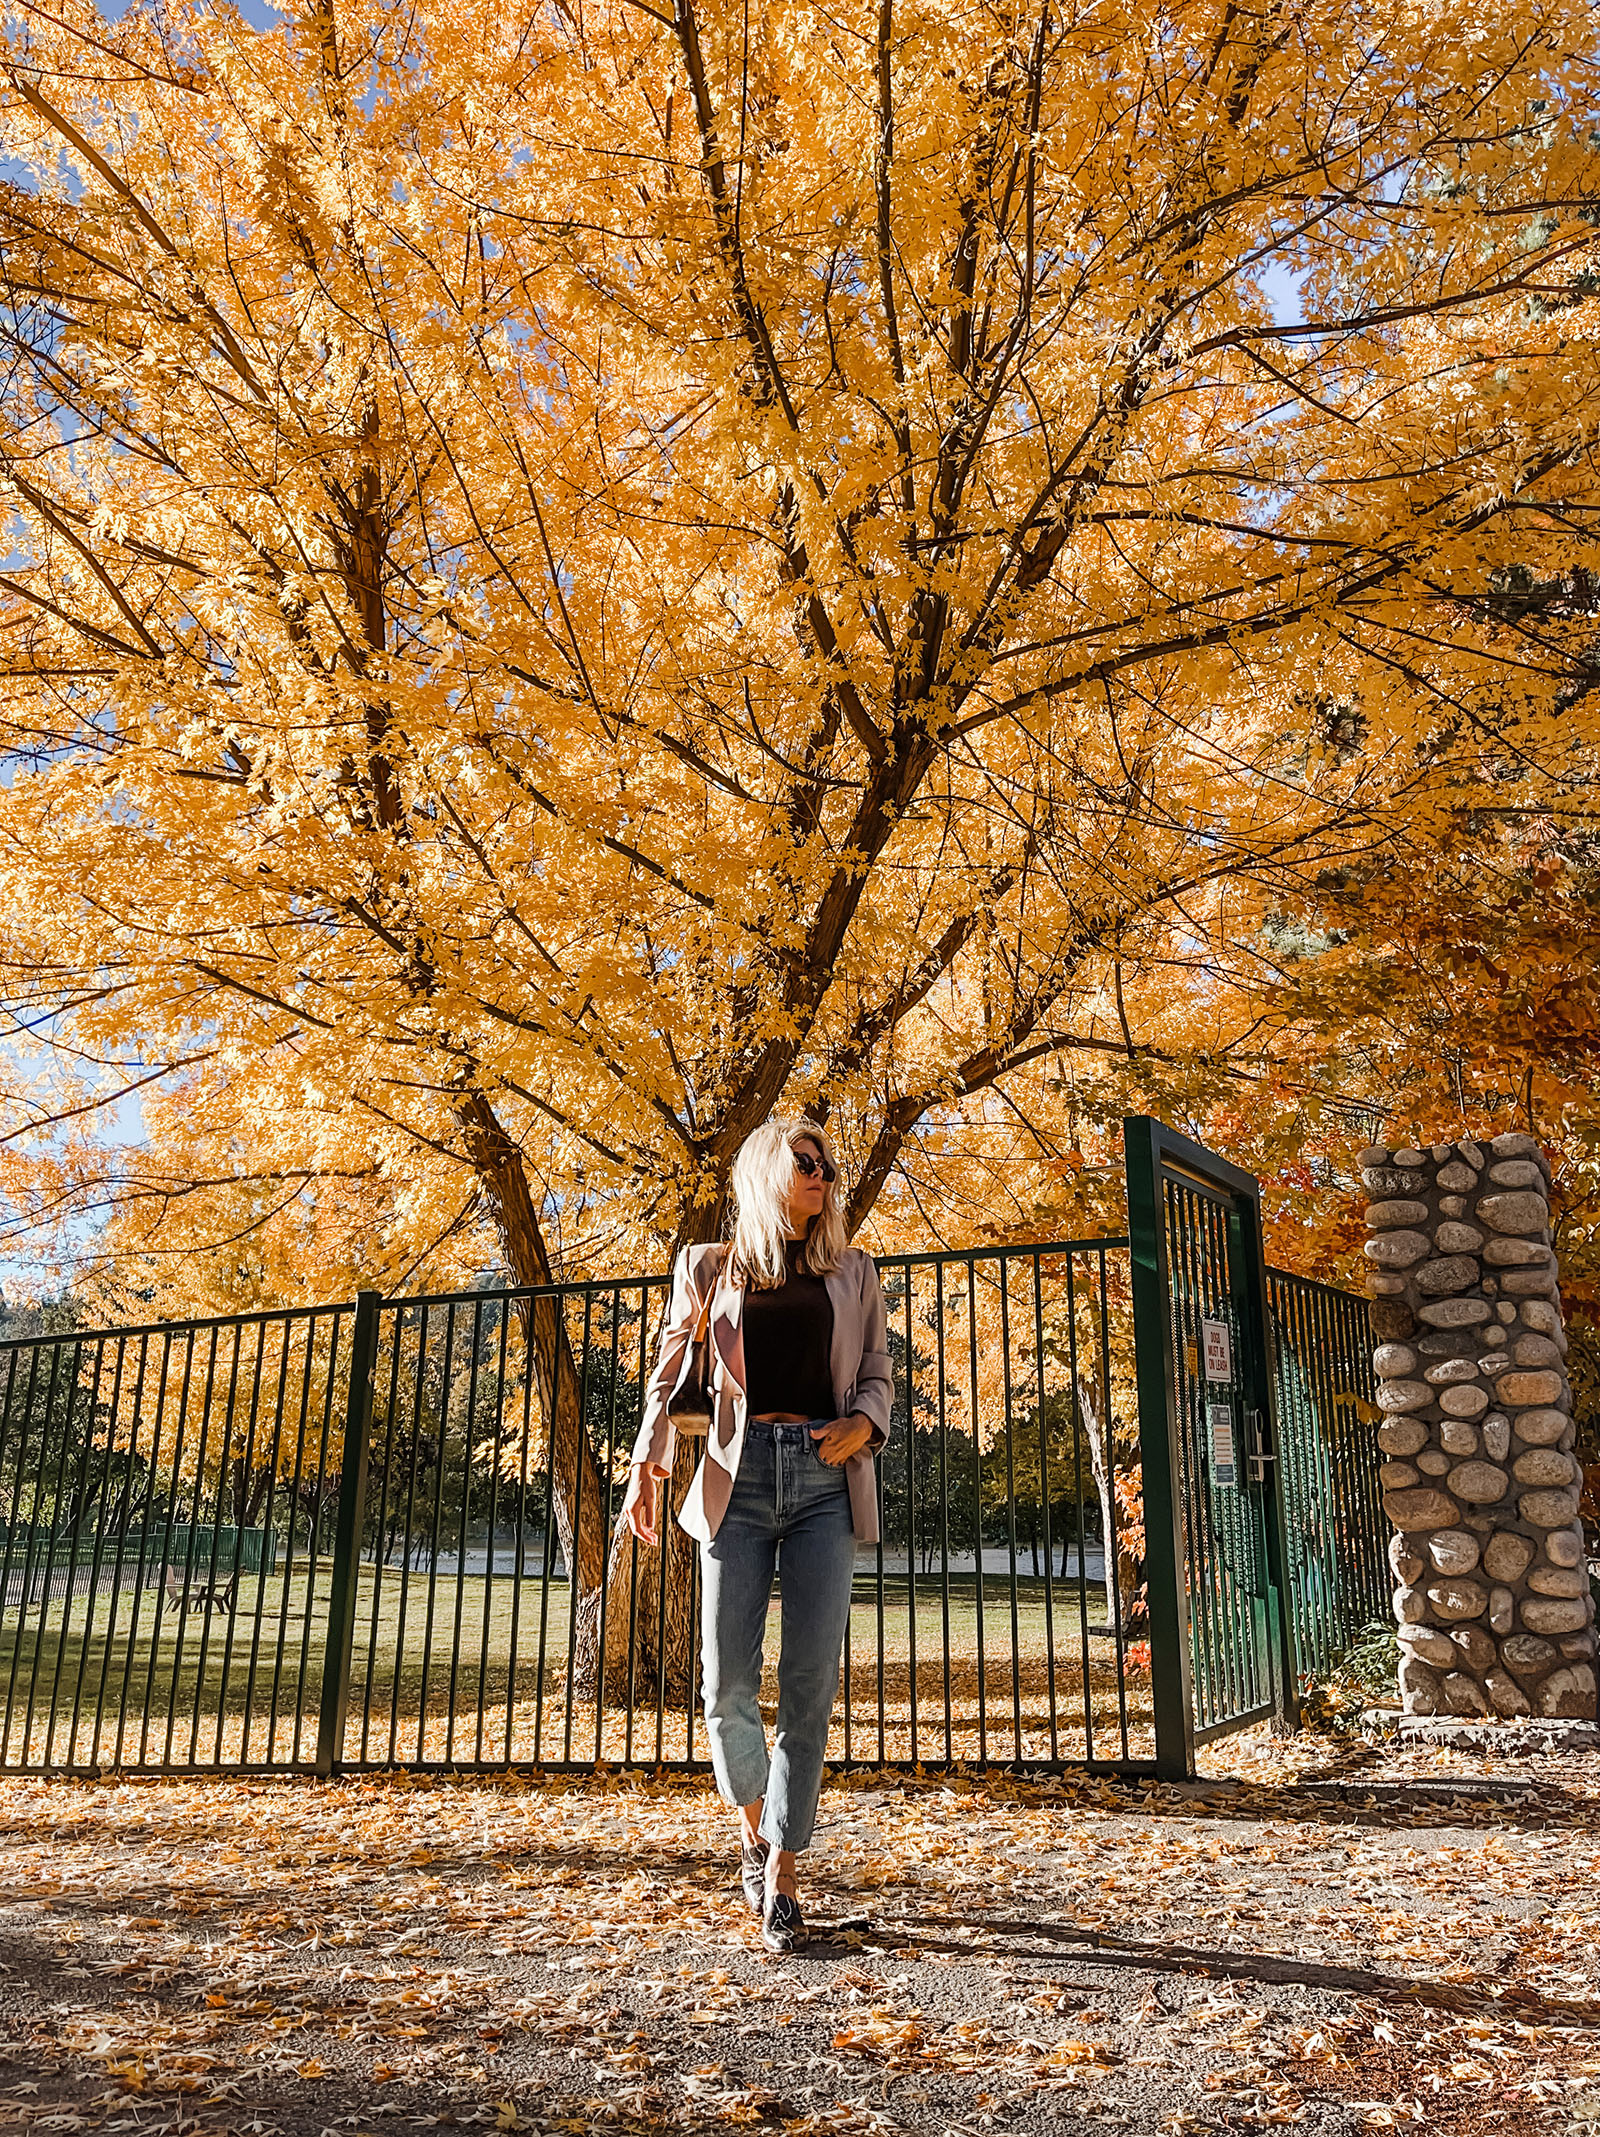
[1362,1134,1596,1721]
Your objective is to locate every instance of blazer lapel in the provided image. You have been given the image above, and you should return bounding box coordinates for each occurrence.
[710,1252,747,1393]
[825,1262,857,1414]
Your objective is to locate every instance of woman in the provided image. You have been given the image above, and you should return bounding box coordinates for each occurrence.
[622,1119,894,1952]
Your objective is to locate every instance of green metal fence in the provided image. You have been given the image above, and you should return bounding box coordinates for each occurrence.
[0,1527,275,1612]
[1267,1269,1387,1683]
[0,1243,1159,1777]
[0,1305,351,1774]
[0,1124,1389,1781]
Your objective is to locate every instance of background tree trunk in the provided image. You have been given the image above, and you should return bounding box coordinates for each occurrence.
[455,1092,614,1690]
[577,1190,729,1705]
[461,1093,728,1706]
[1073,1368,1134,1635]
[585,1431,703,1709]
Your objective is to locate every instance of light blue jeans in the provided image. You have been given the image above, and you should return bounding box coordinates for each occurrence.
[699,1420,857,1851]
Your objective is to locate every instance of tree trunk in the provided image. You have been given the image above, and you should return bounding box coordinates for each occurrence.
[456,1087,727,1707]
[454,1091,612,1689]
[1074,1369,1136,1633]
[576,1194,727,1706]
[584,1429,703,1710]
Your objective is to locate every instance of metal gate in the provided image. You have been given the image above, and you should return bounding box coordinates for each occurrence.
[1126,1117,1289,1773]
[1125,1117,1388,1776]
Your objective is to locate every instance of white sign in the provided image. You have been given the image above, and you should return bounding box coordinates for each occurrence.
[1201,1318,1233,1383]
[1208,1403,1237,1489]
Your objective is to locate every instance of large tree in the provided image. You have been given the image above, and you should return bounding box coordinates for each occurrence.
[0,0,1595,1685]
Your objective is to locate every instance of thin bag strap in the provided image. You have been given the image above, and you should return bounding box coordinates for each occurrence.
[689,1245,730,1343]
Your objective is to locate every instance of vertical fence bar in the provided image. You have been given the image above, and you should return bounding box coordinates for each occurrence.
[265,1327,316,1762]
[241,1323,292,1765]
[444,1300,485,1764]
[964,1258,987,1763]
[142,1330,198,1770]
[0,1348,24,1607]
[359,1306,405,1765]
[110,1333,165,1767]
[476,1300,511,1766]
[316,1291,380,1779]
[1031,1251,1060,1762]
[1062,1258,1094,1763]
[933,1261,953,1762]
[182,1326,235,1767]
[998,1265,1022,1762]
[504,1301,537,1764]
[39,1339,102,1766]
[291,1313,342,1768]
[389,1305,429,1765]
[558,1317,582,1764]
[207,1323,258,1766]
[534,1319,560,1765]
[1098,1246,1132,1759]
[418,1303,457,1760]
[1,1342,49,1759]
[14,1339,72,1766]
[595,1289,624,1766]
[873,1279,889,1769]
[46,1337,113,1767]
[1230,1196,1300,1734]
[159,1323,220,1768]
[74,1334,130,1769]
[901,1272,918,1766]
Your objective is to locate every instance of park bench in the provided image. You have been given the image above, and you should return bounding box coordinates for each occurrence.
[164,1566,238,1616]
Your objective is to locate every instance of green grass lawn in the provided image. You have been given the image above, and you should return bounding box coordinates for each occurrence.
[0,1560,1138,1772]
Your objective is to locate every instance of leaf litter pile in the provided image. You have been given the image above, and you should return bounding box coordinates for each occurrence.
[0,1735,1598,2137]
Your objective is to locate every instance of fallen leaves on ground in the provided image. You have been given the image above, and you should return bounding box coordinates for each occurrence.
[0,1732,1596,2133]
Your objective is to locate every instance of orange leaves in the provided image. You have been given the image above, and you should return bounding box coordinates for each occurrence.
[828,2011,925,2061]
[828,2004,1120,2079]
[1034,2037,1122,2070]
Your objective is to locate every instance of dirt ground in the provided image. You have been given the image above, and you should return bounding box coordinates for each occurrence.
[0,1731,1597,2137]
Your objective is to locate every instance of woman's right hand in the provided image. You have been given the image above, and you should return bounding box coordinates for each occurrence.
[622,1463,662,1547]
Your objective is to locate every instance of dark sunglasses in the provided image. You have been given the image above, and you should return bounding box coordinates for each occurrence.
[793,1150,836,1183]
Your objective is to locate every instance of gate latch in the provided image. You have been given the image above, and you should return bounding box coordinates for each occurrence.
[1244,1407,1275,1483]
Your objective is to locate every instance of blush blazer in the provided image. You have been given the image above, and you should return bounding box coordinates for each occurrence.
[629,1242,895,1544]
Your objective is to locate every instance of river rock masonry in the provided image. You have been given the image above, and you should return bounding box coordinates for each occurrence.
[1363,1134,1596,1721]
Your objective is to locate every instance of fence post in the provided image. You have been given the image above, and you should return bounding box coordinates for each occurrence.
[316,1290,380,1780]
[1123,1117,1197,1782]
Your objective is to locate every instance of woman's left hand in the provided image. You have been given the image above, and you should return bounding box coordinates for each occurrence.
[811,1413,875,1465]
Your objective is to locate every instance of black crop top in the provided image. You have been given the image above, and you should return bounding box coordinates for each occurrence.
[742,1239,836,1421]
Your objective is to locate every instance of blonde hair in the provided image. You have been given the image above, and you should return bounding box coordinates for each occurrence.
[728,1118,847,1287]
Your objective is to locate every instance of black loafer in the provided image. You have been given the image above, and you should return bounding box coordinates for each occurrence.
[739,1841,770,1917]
[762,1885,805,1954]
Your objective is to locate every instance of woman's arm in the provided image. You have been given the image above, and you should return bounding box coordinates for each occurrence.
[628,1248,711,1477]
[851,1253,895,1452]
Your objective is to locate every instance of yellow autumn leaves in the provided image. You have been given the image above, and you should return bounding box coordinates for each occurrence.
[0,0,1593,1307]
